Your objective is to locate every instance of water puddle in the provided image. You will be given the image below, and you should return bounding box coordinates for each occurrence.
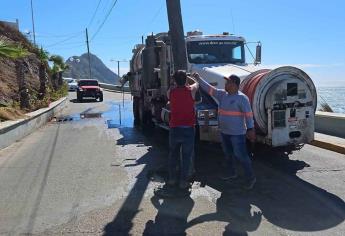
[103,101,134,129]
[53,100,134,129]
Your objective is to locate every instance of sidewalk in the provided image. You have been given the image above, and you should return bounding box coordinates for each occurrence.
[311,132,345,155]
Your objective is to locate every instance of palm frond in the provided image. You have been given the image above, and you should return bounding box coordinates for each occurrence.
[0,37,29,59]
[38,47,49,61]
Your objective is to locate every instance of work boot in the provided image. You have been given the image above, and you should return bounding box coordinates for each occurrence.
[154,184,177,198]
[244,177,256,190]
[219,171,238,181]
[179,180,190,190]
[167,179,177,186]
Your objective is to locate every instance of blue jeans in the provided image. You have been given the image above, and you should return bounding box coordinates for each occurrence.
[169,127,195,183]
[221,133,255,181]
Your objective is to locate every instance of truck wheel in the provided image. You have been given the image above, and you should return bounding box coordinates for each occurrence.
[77,93,82,102]
[139,98,154,131]
[99,94,103,102]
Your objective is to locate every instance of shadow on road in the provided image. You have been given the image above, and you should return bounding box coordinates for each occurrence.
[103,127,170,235]
[103,122,345,235]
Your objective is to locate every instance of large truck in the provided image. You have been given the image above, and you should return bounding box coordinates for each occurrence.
[123,31,317,147]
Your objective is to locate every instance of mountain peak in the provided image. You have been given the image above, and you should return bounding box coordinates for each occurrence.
[63,53,120,84]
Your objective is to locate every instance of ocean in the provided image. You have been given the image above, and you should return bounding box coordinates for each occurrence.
[317,87,345,114]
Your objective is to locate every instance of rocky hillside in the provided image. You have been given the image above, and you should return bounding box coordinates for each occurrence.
[0,22,43,108]
[63,53,120,84]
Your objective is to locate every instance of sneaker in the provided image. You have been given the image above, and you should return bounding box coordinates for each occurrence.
[219,172,238,180]
[244,177,256,190]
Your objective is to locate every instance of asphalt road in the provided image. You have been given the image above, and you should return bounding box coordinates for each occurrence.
[0,91,344,235]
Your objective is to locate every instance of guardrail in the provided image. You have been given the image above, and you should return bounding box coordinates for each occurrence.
[315,111,345,138]
[99,83,130,93]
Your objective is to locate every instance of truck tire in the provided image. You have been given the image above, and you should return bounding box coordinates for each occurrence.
[77,93,82,102]
[99,94,103,102]
[139,98,154,130]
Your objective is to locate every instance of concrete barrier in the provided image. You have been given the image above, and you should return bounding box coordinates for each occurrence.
[315,111,345,138]
[0,97,67,150]
[99,83,130,93]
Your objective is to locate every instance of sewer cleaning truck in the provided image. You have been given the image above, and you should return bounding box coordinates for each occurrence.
[124,31,317,147]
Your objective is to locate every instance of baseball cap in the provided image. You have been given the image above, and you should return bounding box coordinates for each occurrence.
[224,74,240,86]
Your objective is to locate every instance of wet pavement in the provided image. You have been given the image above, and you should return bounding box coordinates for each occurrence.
[0,91,344,235]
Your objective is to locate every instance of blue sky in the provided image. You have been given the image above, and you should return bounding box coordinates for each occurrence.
[1,0,345,86]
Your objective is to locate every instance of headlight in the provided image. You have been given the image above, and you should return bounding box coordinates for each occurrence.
[197,109,217,119]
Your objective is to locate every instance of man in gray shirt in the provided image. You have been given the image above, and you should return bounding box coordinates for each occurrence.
[193,73,256,190]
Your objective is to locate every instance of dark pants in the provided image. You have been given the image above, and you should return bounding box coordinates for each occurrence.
[221,133,255,181]
[168,127,195,183]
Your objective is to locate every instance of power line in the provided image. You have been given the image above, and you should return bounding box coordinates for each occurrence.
[143,3,164,34]
[45,41,85,48]
[35,32,84,38]
[87,0,103,28]
[45,31,83,47]
[91,0,119,41]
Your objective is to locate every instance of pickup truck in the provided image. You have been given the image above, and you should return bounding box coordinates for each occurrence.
[76,79,103,102]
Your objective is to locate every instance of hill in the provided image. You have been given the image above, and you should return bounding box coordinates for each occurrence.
[0,22,45,110]
[63,53,120,84]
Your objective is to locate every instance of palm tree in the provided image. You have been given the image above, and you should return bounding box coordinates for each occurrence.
[0,37,30,109]
[49,55,69,90]
[37,47,49,99]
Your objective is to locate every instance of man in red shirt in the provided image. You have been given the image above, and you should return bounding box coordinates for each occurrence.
[166,70,199,192]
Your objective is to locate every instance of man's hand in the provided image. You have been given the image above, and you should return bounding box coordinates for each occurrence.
[187,76,196,85]
[192,72,200,81]
[246,129,256,142]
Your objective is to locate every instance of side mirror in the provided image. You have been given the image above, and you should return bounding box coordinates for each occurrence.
[255,42,262,65]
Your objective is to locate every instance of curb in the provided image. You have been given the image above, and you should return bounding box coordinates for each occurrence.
[0,97,67,150]
[310,140,345,155]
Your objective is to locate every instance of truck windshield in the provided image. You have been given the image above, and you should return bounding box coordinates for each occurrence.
[78,80,99,86]
[187,40,245,64]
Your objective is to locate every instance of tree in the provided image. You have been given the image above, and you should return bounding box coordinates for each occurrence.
[37,47,49,99]
[49,55,69,90]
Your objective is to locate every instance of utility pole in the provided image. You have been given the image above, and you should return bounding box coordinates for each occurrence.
[30,0,36,45]
[166,0,187,71]
[85,28,92,80]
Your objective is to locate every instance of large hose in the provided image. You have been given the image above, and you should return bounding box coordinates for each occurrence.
[240,66,317,134]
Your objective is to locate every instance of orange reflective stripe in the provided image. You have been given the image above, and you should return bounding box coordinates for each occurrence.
[218,109,244,116]
[244,112,253,117]
[208,87,215,96]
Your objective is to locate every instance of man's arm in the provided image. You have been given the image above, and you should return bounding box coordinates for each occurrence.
[192,73,224,102]
[167,89,170,100]
[187,76,200,102]
[241,96,256,141]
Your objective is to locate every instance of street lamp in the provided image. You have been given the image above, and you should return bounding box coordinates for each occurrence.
[110,59,129,106]
[110,59,128,80]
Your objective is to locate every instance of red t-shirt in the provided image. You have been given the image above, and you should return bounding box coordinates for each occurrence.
[169,86,195,127]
